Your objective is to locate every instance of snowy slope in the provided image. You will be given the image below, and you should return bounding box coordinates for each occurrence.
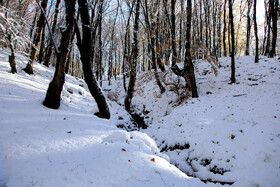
[108,56,280,186]
[0,48,207,187]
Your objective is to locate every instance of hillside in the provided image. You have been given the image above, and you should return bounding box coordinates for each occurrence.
[0,47,280,187]
[107,55,280,186]
[0,48,206,187]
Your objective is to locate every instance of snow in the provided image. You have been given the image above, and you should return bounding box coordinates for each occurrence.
[0,47,206,187]
[0,46,280,187]
[108,56,280,186]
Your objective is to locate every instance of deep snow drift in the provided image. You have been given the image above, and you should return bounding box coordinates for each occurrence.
[0,48,207,187]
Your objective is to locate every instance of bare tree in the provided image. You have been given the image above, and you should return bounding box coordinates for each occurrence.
[269,0,278,57]
[245,0,252,55]
[43,0,76,109]
[223,0,227,56]
[253,0,259,63]
[23,0,48,74]
[76,0,110,119]
[43,0,61,67]
[142,0,165,93]
[229,0,236,83]
[124,0,140,112]
[185,0,198,97]
[0,5,31,73]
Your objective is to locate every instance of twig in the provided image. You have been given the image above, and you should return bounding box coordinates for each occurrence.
[233,94,247,97]
[35,0,60,54]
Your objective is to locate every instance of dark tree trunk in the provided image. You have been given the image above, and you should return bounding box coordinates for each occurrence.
[217,3,222,57]
[229,0,236,83]
[96,1,104,86]
[185,0,198,97]
[171,0,178,67]
[122,1,135,92]
[9,45,16,74]
[24,0,48,75]
[44,0,61,67]
[212,1,217,57]
[245,0,252,56]
[124,0,140,112]
[43,0,75,109]
[199,0,203,44]
[269,0,278,57]
[37,25,46,63]
[264,0,272,56]
[76,0,110,119]
[204,0,209,49]
[155,12,165,72]
[253,0,259,63]
[169,0,184,77]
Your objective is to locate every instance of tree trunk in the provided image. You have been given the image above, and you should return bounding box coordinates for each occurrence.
[76,0,110,119]
[124,0,140,112]
[97,1,103,86]
[229,0,236,83]
[44,0,61,67]
[223,0,227,56]
[185,0,198,97]
[156,12,165,72]
[245,0,252,55]
[143,0,165,94]
[269,0,278,58]
[43,0,75,109]
[171,0,178,67]
[23,0,48,75]
[9,46,16,74]
[253,0,259,63]
[37,25,46,63]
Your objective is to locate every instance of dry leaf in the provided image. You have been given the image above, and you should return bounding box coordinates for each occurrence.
[150,158,155,162]
[122,148,126,152]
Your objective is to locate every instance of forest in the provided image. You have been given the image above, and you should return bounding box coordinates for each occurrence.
[0,0,279,186]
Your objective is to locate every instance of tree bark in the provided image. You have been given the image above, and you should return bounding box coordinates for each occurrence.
[253,0,259,63]
[43,0,61,67]
[124,0,140,112]
[229,0,236,83]
[223,0,227,56]
[143,0,166,94]
[23,0,48,74]
[43,0,75,109]
[264,0,271,56]
[245,0,252,55]
[269,0,278,57]
[185,0,198,97]
[8,45,16,74]
[76,0,110,119]
[37,25,46,63]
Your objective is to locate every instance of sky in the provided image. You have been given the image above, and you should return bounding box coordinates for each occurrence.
[257,0,265,25]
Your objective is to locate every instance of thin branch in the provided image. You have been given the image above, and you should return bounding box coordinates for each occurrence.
[35,0,60,54]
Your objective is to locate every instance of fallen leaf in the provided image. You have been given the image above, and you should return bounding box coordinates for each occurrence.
[150,158,155,162]
[122,148,126,152]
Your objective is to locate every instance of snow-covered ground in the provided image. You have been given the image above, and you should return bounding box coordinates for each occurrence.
[107,55,280,186]
[0,48,206,187]
[0,46,279,187]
